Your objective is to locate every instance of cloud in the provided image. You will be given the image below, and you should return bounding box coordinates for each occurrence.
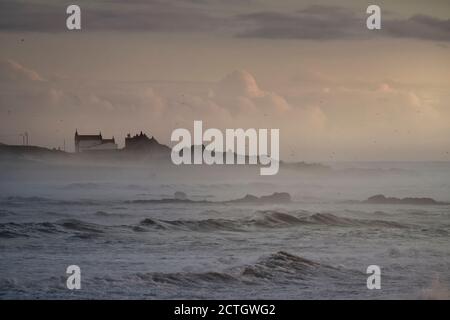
[237,6,362,40]
[0,59,449,159]
[236,5,450,42]
[384,14,450,41]
[0,1,63,32]
[0,0,226,33]
[0,59,45,82]
[217,70,264,98]
[0,63,315,151]
[0,1,448,42]
[213,70,291,115]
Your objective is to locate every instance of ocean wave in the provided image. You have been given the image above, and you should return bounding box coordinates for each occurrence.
[0,210,408,240]
[57,219,106,233]
[0,229,26,239]
[94,210,129,218]
[306,213,406,228]
[138,210,305,232]
[1,196,106,207]
[0,221,62,238]
[132,251,350,287]
[252,210,304,227]
[239,251,324,281]
[137,211,407,232]
[139,217,244,231]
[2,196,50,203]
[0,219,107,239]
[135,271,239,286]
[0,209,15,216]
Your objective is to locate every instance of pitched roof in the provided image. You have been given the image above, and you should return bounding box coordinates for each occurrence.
[75,134,102,141]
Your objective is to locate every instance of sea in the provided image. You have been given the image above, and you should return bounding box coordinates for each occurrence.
[0,161,449,299]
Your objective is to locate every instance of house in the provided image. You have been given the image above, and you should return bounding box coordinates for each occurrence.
[124,131,170,155]
[74,130,117,152]
[125,131,156,150]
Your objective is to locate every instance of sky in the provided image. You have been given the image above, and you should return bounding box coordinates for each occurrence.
[0,0,449,161]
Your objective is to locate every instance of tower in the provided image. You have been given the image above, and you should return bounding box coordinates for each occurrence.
[74,129,79,153]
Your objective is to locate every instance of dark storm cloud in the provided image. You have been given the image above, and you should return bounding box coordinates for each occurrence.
[0,1,449,42]
[237,5,450,41]
[384,14,450,41]
[0,1,65,32]
[0,0,225,32]
[236,6,363,40]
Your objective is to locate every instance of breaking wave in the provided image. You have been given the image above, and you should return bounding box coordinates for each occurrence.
[0,210,408,239]
[137,211,407,232]
[0,219,107,239]
[132,251,351,287]
[239,251,325,281]
[306,213,406,228]
[136,271,239,286]
[139,217,244,232]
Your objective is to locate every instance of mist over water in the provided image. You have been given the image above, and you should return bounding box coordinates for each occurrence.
[0,160,449,299]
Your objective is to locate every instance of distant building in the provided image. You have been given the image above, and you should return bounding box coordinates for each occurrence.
[74,130,117,152]
[124,131,170,155]
[125,131,153,150]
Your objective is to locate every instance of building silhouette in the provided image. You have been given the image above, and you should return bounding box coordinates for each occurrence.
[125,131,170,154]
[125,131,153,150]
[74,130,117,152]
